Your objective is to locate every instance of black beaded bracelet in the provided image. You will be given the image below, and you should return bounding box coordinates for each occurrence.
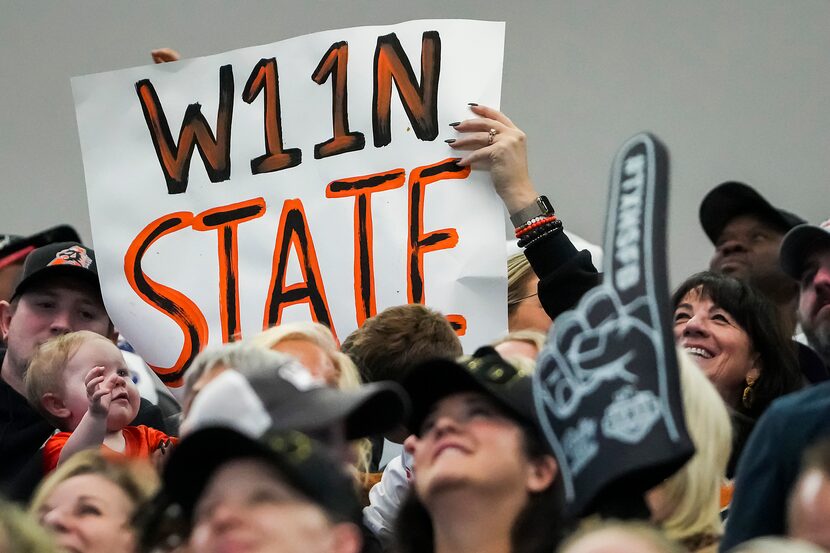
[523,223,563,248]
[517,221,558,247]
[517,219,563,248]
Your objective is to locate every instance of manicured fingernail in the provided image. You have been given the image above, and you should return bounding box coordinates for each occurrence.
[444,138,456,144]
[468,102,478,107]
[449,121,460,127]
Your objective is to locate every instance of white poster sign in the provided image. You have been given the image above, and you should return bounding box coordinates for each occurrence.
[72,19,507,386]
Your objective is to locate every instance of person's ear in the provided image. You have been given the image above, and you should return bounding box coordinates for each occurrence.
[747,354,762,384]
[526,455,558,493]
[330,522,363,553]
[0,300,14,341]
[41,393,71,421]
[107,324,119,344]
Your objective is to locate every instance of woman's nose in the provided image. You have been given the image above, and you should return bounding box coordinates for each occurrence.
[41,508,70,533]
[206,501,242,532]
[682,314,709,337]
[431,414,461,438]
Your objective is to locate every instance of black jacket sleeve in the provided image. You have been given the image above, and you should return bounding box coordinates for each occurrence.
[523,230,601,320]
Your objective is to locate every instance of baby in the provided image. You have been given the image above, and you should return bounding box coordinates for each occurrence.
[26,330,175,472]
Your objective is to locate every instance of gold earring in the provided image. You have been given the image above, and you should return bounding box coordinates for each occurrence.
[742,375,757,409]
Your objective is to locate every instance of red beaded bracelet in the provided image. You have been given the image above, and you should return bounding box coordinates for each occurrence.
[515,215,558,238]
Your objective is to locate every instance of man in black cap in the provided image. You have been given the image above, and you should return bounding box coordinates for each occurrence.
[0,241,166,500]
[781,220,830,367]
[720,220,830,550]
[700,181,806,335]
[0,226,80,304]
[148,428,364,553]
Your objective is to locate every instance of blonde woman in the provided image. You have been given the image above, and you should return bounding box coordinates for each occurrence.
[507,252,552,333]
[645,350,733,552]
[250,321,361,390]
[30,450,158,553]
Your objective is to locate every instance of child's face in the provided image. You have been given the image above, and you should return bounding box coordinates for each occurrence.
[62,337,141,431]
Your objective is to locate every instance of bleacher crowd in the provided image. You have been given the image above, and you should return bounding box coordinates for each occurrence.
[1,80,829,553]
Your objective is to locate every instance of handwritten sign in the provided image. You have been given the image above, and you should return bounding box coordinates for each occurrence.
[72,20,507,386]
[533,134,694,516]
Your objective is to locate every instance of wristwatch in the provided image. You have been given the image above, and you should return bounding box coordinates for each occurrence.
[509,196,554,227]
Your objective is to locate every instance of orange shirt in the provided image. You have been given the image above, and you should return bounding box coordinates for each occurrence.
[43,425,176,473]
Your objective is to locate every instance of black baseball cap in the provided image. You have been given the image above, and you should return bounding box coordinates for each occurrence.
[780,222,830,279]
[163,427,362,523]
[184,363,409,441]
[0,225,80,270]
[402,346,537,436]
[11,241,99,300]
[699,181,805,244]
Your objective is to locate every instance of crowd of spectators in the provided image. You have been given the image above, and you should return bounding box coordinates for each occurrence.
[1,68,829,553]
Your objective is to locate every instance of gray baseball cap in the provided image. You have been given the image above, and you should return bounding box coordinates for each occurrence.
[184,358,409,441]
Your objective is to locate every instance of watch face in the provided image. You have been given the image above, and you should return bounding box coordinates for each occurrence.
[537,196,554,214]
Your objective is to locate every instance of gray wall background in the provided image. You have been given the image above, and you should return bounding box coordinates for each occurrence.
[1,1,828,287]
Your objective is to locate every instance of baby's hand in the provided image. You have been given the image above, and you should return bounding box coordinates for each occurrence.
[85,366,113,417]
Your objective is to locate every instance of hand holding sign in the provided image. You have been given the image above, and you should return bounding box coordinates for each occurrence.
[73,21,509,385]
[448,105,538,215]
[151,48,181,64]
[533,133,694,517]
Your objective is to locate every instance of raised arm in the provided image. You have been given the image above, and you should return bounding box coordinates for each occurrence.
[57,367,113,465]
[448,105,601,318]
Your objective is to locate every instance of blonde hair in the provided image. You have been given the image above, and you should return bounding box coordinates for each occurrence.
[25,330,114,429]
[0,501,57,553]
[250,322,361,390]
[30,450,159,524]
[558,520,683,553]
[492,329,547,352]
[729,537,826,553]
[507,252,535,314]
[658,348,732,542]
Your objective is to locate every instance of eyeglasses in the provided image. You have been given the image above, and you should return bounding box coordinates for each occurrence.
[507,292,538,306]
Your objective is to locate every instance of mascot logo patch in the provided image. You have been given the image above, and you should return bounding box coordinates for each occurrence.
[48,246,93,269]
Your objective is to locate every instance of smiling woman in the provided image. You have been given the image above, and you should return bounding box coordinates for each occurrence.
[29,450,158,553]
[396,347,566,553]
[671,271,802,475]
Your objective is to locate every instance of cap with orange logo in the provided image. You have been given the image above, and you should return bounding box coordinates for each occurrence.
[11,241,99,300]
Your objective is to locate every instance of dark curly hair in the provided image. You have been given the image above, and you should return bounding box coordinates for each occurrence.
[671,271,802,420]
